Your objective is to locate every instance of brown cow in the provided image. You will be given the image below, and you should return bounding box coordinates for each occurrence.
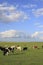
[33,45,38,49]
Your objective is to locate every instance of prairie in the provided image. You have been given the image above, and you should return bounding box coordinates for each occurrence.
[0,42,43,65]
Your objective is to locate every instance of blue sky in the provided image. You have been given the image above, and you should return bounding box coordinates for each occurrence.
[0,0,43,42]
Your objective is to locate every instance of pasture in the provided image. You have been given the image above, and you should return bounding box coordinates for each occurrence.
[0,42,43,65]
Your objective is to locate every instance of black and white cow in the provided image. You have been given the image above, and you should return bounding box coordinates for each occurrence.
[8,46,15,53]
[0,46,9,55]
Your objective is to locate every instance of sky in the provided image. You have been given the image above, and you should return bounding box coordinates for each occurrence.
[0,0,43,42]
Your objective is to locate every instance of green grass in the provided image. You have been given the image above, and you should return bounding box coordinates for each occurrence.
[0,42,43,65]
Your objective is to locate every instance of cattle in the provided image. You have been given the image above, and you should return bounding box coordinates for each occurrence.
[0,46,9,55]
[15,45,22,51]
[23,47,28,51]
[0,46,16,55]
[8,46,15,53]
[33,45,38,49]
[3,49,9,55]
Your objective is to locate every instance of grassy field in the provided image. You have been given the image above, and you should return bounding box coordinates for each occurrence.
[0,42,43,65]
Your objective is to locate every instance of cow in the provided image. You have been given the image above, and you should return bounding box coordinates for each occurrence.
[8,46,15,53]
[15,45,22,51]
[33,45,38,49]
[23,47,28,51]
[0,46,9,55]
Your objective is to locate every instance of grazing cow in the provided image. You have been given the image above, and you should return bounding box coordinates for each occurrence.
[23,47,28,51]
[8,46,15,53]
[16,45,22,51]
[0,46,9,55]
[33,45,38,49]
[3,49,9,55]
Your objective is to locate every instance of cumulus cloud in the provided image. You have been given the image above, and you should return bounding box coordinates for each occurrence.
[0,30,16,38]
[0,30,32,40]
[32,31,43,40]
[0,30,26,38]
[0,30,43,41]
[32,8,43,17]
[32,32,38,38]
[0,3,29,23]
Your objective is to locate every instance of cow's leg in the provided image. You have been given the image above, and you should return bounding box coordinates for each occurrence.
[3,51,6,55]
[3,51,9,56]
[6,52,9,55]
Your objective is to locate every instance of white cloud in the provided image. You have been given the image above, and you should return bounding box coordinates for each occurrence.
[0,30,17,38]
[0,30,26,38]
[32,32,38,38]
[0,30,43,41]
[32,8,43,17]
[0,30,32,39]
[32,31,43,40]
[0,3,29,22]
